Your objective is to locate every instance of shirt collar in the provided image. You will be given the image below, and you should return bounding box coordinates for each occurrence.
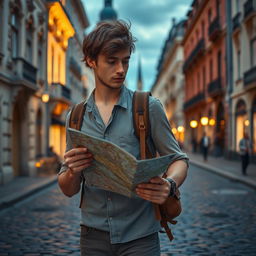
[83,85,128,111]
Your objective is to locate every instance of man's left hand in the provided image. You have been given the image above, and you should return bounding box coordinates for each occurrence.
[135,176,170,204]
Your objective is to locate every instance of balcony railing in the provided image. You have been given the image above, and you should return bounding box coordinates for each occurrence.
[232,12,241,32]
[208,17,221,41]
[13,57,37,85]
[244,66,256,86]
[183,39,205,72]
[207,77,222,96]
[244,0,256,19]
[51,83,71,101]
[183,92,205,110]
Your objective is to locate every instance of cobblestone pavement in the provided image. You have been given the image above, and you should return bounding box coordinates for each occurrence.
[0,164,256,256]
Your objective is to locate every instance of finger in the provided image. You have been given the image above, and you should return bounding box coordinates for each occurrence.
[136,188,164,197]
[72,163,92,172]
[69,159,93,169]
[149,176,165,184]
[64,148,88,158]
[137,183,163,191]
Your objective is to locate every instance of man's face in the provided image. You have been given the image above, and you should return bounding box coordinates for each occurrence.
[90,48,131,89]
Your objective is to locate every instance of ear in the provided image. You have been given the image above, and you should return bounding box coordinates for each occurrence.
[86,57,96,69]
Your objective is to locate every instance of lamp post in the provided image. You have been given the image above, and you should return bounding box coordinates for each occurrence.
[42,91,50,157]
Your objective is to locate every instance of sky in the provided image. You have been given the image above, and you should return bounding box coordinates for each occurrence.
[81,0,192,91]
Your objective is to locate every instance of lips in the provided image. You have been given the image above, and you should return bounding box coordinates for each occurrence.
[112,77,124,82]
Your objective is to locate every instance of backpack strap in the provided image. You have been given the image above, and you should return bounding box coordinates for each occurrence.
[69,101,86,208]
[69,101,86,130]
[132,91,153,159]
[132,91,161,220]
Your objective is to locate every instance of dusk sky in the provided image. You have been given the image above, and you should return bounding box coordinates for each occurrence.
[82,0,192,91]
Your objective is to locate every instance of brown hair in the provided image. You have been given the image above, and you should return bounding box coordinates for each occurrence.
[82,20,136,67]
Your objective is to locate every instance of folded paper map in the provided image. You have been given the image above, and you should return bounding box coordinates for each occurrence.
[68,128,182,198]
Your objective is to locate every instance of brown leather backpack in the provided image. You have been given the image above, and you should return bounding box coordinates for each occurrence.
[69,91,182,242]
[132,91,182,241]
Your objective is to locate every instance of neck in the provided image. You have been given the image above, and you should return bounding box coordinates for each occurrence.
[94,84,122,106]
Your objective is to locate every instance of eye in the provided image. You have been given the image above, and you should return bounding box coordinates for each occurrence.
[123,60,129,65]
[107,59,116,65]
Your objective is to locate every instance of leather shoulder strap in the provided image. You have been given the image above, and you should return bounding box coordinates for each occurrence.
[69,101,86,130]
[68,101,86,209]
[132,91,161,220]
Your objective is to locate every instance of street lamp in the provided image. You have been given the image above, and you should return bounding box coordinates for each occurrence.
[190,120,198,128]
[209,118,216,126]
[41,92,50,156]
[42,93,49,103]
[200,116,209,126]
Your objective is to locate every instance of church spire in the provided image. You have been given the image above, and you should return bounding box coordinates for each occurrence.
[137,56,143,91]
[100,0,118,21]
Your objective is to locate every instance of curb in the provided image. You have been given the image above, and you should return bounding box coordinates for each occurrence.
[190,160,256,190]
[0,176,58,210]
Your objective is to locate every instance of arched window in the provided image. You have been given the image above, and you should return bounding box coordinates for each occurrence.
[11,11,19,58]
[235,99,247,152]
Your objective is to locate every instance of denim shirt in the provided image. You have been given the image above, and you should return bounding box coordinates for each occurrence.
[59,85,188,244]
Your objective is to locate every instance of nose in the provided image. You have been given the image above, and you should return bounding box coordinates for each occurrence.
[116,61,125,75]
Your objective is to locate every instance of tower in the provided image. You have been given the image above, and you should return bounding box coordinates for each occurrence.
[100,0,117,21]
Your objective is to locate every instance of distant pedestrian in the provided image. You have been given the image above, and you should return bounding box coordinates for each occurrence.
[200,132,210,162]
[239,133,250,175]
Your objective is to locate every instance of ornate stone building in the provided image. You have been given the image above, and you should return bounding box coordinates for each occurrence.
[228,0,256,161]
[151,19,186,146]
[0,0,90,184]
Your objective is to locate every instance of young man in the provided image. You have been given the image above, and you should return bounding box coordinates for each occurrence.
[58,20,188,256]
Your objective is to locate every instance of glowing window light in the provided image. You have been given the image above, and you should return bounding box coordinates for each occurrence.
[209,118,216,126]
[177,126,185,132]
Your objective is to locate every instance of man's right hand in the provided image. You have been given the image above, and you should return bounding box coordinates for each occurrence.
[64,147,93,175]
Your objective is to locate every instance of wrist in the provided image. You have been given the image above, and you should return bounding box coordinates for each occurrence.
[67,168,82,180]
[165,178,177,197]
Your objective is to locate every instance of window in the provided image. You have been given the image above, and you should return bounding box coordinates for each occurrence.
[38,49,43,79]
[11,13,19,58]
[250,37,256,68]
[218,51,222,78]
[197,72,200,92]
[237,50,241,79]
[209,58,213,81]
[202,66,206,91]
[236,0,240,13]
[208,9,212,24]
[201,20,205,39]
[51,45,54,83]
[26,25,33,63]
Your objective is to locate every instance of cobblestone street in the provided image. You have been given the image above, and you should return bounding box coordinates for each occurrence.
[0,164,256,256]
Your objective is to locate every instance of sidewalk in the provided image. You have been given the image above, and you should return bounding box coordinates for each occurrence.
[0,175,57,210]
[0,154,255,211]
[188,152,256,189]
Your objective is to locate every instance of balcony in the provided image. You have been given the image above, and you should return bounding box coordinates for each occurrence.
[183,39,205,72]
[244,66,256,86]
[50,83,71,101]
[208,17,221,41]
[244,0,256,20]
[13,57,37,86]
[183,92,205,110]
[232,12,241,32]
[207,77,222,96]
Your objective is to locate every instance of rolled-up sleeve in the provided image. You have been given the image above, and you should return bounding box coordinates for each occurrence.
[58,111,73,175]
[149,97,189,166]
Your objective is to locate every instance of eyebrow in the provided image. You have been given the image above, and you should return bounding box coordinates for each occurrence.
[107,56,130,60]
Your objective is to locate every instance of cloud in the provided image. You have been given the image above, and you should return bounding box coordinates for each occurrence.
[81,0,192,91]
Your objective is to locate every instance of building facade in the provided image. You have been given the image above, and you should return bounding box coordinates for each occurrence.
[183,0,227,155]
[151,19,186,146]
[0,0,90,184]
[228,0,256,161]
